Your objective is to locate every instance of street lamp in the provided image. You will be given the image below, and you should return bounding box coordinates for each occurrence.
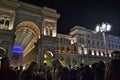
[95,22,111,57]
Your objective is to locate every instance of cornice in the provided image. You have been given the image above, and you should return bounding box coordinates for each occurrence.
[41,10,60,19]
[18,6,42,15]
[0,0,21,8]
[0,0,60,19]
[0,8,14,15]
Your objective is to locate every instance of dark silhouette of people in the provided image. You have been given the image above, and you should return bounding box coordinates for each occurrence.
[0,57,18,80]
[21,61,39,80]
[80,65,94,80]
[111,50,120,60]
[104,59,120,80]
[94,61,106,80]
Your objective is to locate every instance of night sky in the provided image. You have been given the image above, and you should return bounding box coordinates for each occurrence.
[21,0,120,36]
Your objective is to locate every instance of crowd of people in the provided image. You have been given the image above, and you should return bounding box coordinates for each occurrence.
[0,51,120,80]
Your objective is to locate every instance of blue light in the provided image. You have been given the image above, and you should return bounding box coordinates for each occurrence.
[12,45,24,54]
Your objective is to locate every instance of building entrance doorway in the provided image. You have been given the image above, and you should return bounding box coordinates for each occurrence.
[44,51,53,66]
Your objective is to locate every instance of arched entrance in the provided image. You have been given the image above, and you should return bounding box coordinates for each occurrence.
[44,51,54,67]
[0,47,6,59]
[14,21,40,66]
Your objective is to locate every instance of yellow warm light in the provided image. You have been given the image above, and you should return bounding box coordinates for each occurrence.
[92,51,94,55]
[52,32,56,37]
[109,54,111,57]
[44,55,47,58]
[101,53,103,56]
[97,52,99,56]
[71,40,74,44]
[57,50,60,51]
[84,48,87,54]
[44,60,47,63]
[8,25,13,30]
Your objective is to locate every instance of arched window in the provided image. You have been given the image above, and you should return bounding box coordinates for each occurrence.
[5,20,10,29]
[0,19,4,29]
[0,19,4,24]
[0,15,11,30]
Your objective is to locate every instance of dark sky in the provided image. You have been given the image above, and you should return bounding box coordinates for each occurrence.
[21,0,120,36]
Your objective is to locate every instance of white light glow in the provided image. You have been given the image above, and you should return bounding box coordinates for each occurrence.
[102,23,106,31]
[96,22,111,32]
[106,24,111,31]
[96,26,100,32]
[101,52,103,56]
[92,50,94,55]
[0,57,2,59]
[71,40,74,44]
[109,53,112,57]
[84,48,87,54]
[97,52,99,56]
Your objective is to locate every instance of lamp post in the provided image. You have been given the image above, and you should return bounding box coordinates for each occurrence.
[95,22,111,58]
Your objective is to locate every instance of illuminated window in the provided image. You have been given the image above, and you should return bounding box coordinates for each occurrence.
[101,52,103,56]
[96,51,99,56]
[92,50,94,55]
[0,16,11,30]
[109,53,112,57]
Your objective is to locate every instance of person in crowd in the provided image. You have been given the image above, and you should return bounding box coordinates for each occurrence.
[0,57,18,80]
[21,61,39,80]
[60,67,70,80]
[94,61,106,80]
[51,59,62,80]
[80,65,94,80]
[45,67,52,80]
[111,50,120,60]
[91,62,98,73]
[104,59,120,80]
[17,66,23,80]
[76,63,85,80]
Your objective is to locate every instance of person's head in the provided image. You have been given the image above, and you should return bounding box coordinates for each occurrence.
[104,59,120,80]
[111,51,120,60]
[52,59,61,68]
[28,61,38,72]
[1,57,10,68]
